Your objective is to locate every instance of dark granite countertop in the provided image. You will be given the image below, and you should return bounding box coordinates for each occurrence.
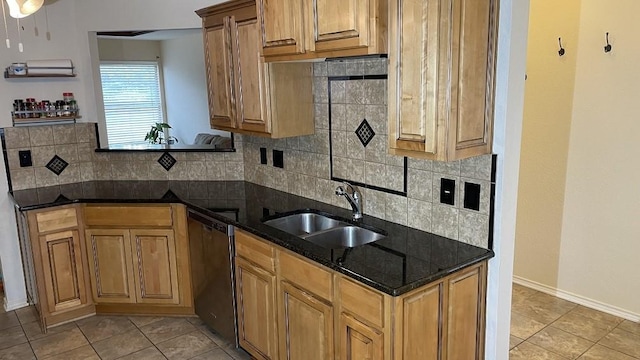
[9,181,494,296]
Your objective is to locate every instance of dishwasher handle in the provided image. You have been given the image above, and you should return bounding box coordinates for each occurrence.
[188,209,234,236]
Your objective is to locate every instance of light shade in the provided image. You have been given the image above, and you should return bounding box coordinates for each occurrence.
[6,0,44,19]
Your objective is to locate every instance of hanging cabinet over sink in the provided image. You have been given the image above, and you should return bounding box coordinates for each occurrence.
[197,0,314,138]
[388,0,499,161]
[257,0,388,61]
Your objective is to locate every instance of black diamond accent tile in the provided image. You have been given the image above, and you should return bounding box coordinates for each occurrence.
[157,152,177,171]
[45,155,68,175]
[355,119,376,147]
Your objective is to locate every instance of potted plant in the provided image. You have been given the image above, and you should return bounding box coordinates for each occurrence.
[144,123,178,144]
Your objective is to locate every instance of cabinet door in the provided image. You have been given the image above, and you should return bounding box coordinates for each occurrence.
[39,230,88,314]
[279,281,333,360]
[311,0,371,52]
[85,229,136,303]
[204,17,237,129]
[236,257,278,360]
[232,16,271,134]
[130,229,180,304]
[339,313,383,360]
[257,0,306,57]
[388,0,440,155]
[446,0,496,159]
[396,282,443,360]
[446,264,486,360]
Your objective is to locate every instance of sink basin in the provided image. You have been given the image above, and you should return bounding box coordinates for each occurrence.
[304,226,385,249]
[263,211,386,248]
[263,213,342,237]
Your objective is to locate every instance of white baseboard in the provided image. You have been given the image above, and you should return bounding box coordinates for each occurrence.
[3,296,28,312]
[513,276,640,322]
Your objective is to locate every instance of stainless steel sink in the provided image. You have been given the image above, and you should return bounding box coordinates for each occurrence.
[263,211,385,248]
[304,226,385,249]
[263,213,342,237]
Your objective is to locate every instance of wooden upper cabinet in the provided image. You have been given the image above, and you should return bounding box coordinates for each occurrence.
[389,0,498,161]
[257,0,387,61]
[258,0,305,57]
[233,17,270,134]
[205,22,236,129]
[197,0,314,138]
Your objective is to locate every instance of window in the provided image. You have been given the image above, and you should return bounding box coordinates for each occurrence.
[99,62,165,144]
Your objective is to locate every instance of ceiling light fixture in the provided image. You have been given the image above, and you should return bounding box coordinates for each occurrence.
[6,0,44,19]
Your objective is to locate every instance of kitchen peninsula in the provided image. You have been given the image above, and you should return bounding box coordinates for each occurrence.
[11,180,493,359]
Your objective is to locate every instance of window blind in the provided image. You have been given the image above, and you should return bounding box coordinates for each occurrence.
[99,62,165,144]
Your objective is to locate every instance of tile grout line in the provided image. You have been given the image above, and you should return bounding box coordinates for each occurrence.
[128,317,169,359]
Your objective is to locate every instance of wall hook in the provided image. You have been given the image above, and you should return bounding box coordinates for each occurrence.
[604,32,612,53]
[558,37,565,56]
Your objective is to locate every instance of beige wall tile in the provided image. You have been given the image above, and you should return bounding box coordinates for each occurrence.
[58,164,81,184]
[407,199,432,232]
[431,204,459,239]
[385,193,407,226]
[53,124,77,144]
[458,211,489,248]
[34,167,59,187]
[4,127,30,149]
[55,144,79,163]
[10,168,36,190]
[28,126,54,146]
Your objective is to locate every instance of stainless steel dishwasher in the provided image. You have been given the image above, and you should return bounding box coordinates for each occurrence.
[188,209,238,347]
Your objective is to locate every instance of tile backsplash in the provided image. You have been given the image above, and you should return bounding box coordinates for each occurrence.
[2,123,244,190]
[243,58,494,248]
[1,57,493,249]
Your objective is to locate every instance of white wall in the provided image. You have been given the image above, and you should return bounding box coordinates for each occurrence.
[98,38,161,61]
[514,1,581,288]
[1,0,226,309]
[160,32,218,144]
[486,0,529,358]
[515,0,640,319]
[557,0,640,317]
[0,0,86,310]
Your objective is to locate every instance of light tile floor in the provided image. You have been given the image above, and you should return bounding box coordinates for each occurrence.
[0,306,251,360]
[510,283,640,359]
[3,285,639,359]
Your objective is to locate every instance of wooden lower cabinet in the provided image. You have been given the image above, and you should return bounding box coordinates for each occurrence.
[83,204,192,315]
[233,229,488,360]
[278,281,334,360]
[130,229,180,304]
[39,229,89,314]
[339,313,383,360]
[446,265,486,360]
[395,282,443,360]
[22,205,95,330]
[85,228,180,305]
[85,229,136,303]
[235,257,278,360]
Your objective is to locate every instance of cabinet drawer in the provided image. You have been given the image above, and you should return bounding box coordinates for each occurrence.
[340,277,384,328]
[278,250,332,301]
[36,208,78,233]
[236,230,275,273]
[84,205,172,227]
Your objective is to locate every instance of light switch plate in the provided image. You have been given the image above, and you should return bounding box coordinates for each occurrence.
[463,182,481,211]
[440,178,455,205]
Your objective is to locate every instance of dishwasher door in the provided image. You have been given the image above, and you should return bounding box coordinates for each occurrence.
[188,209,238,347]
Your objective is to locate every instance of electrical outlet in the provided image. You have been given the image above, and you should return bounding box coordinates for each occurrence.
[273,150,284,168]
[440,178,455,205]
[463,182,481,211]
[260,147,267,164]
[18,150,32,167]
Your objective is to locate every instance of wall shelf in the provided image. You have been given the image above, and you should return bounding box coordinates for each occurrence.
[4,68,76,78]
[12,116,81,127]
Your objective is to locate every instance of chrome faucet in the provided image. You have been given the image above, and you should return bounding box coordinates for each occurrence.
[335,182,362,220]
